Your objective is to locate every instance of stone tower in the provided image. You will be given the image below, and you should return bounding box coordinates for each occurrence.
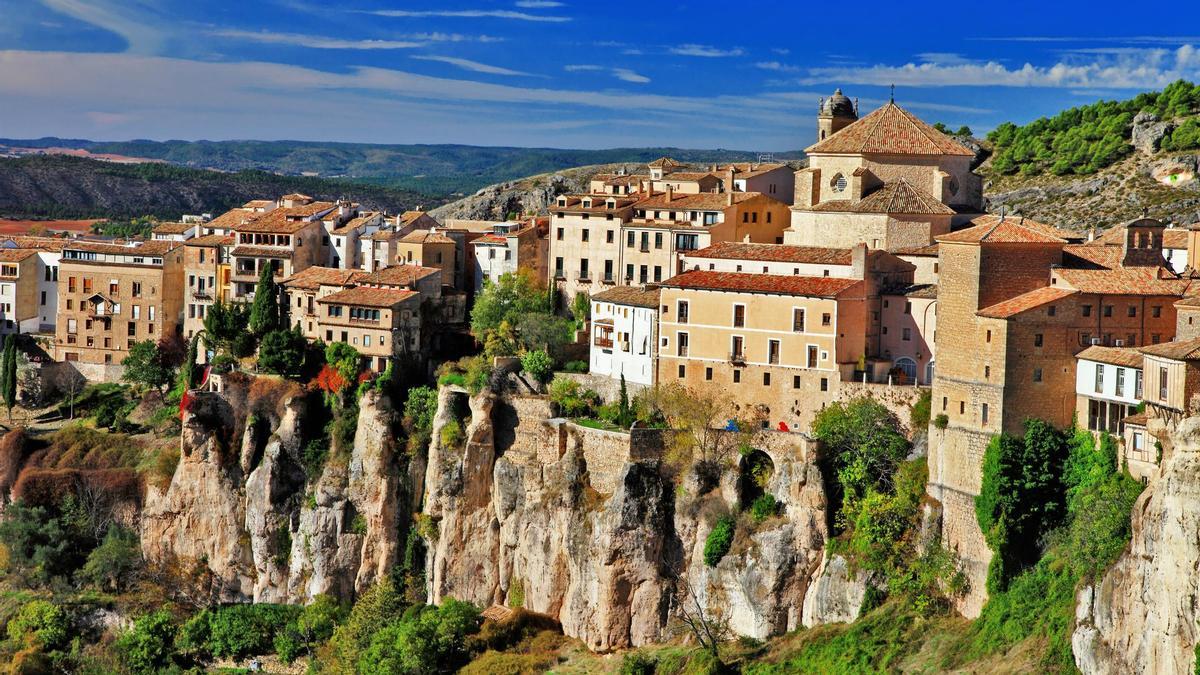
[817,88,857,142]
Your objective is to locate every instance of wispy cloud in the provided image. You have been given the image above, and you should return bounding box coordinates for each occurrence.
[514,0,564,7]
[797,45,1200,89]
[213,29,424,50]
[755,61,800,73]
[669,44,745,58]
[40,0,167,54]
[402,32,506,43]
[771,47,790,56]
[412,54,532,76]
[368,9,570,23]
[564,64,650,83]
[612,68,650,84]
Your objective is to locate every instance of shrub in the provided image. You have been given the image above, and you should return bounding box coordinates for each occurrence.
[77,525,142,592]
[257,327,308,378]
[562,360,588,373]
[440,418,465,450]
[910,389,931,430]
[7,599,68,650]
[520,349,554,384]
[274,594,349,664]
[620,651,657,675]
[178,604,302,661]
[116,610,178,674]
[749,494,778,523]
[356,599,481,674]
[703,516,736,567]
[301,438,330,479]
[933,413,949,430]
[547,376,600,418]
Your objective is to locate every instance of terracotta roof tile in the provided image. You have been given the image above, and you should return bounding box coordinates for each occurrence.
[976,286,1077,319]
[472,234,508,246]
[894,243,940,256]
[1076,345,1145,369]
[1141,336,1200,361]
[686,241,852,265]
[330,212,380,235]
[647,157,682,168]
[235,208,327,234]
[1165,228,1189,249]
[0,249,38,262]
[592,286,661,308]
[317,286,419,308]
[282,266,368,290]
[242,199,274,208]
[359,264,441,287]
[229,246,294,259]
[1063,245,1124,269]
[1053,267,1190,296]
[185,234,233,248]
[969,214,1080,241]
[400,211,434,225]
[717,162,790,179]
[660,270,861,297]
[938,218,1067,244]
[64,240,182,256]
[805,102,975,156]
[401,230,455,245]
[1176,295,1200,309]
[850,179,954,215]
[0,236,67,252]
[152,222,193,234]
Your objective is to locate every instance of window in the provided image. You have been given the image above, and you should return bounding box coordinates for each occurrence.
[606,230,614,243]
[132,282,142,297]
[731,335,744,358]
[1135,370,1143,398]
[986,330,991,343]
[793,308,805,332]
[793,375,801,389]
[654,232,663,249]
[1116,367,1126,396]
[1095,364,1105,393]
[640,232,649,251]
[639,265,648,283]
[677,301,689,324]
[1048,305,1056,316]
[678,364,686,378]
[148,305,156,321]
[984,365,990,379]
[626,231,635,247]
[68,277,76,292]
[1082,305,1092,317]
[807,345,818,368]
[705,367,713,381]
[556,228,564,241]
[554,257,564,278]
[625,264,633,281]
[1160,367,1169,401]
[733,370,741,383]
[821,313,831,327]
[1035,333,1043,347]
[1034,368,1043,382]
[677,332,689,357]
[1153,306,1162,318]
[1128,306,1137,317]
[902,327,912,341]
[581,229,589,242]
[960,401,965,415]
[1104,305,1113,318]
[653,266,662,282]
[830,173,846,192]
[768,339,780,364]
[982,403,989,425]
[820,377,829,392]
[904,301,912,315]
[763,372,771,386]
[732,304,745,327]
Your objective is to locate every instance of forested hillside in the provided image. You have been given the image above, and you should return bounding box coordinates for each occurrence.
[987,80,1200,176]
[0,156,444,220]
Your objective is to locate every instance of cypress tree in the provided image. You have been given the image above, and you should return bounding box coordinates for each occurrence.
[2,334,16,417]
[248,264,281,336]
[181,333,200,390]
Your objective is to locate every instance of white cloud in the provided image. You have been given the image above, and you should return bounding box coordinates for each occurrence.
[369,9,570,23]
[771,47,790,56]
[798,45,1200,89]
[564,64,603,72]
[213,29,424,50]
[755,61,800,72]
[669,44,745,58]
[514,0,564,7]
[412,55,532,76]
[612,68,650,84]
[406,32,506,43]
[40,0,167,54]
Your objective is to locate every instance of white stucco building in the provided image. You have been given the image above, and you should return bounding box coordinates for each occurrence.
[589,285,660,387]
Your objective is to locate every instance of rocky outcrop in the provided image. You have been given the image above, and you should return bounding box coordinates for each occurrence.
[802,554,872,627]
[1073,418,1200,674]
[141,386,407,604]
[425,388,829,650]
[430,172,587,222]
[1132,111,1173,155]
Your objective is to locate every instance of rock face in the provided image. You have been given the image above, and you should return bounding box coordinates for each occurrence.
[801,554,871,627]
[1073,418,1200,674]
[425,388,830,651]
[1132,111,1173,155]
[141,387,408,604]
[430,173,581,222]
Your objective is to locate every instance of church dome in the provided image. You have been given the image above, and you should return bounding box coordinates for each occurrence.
[820,88,856,118]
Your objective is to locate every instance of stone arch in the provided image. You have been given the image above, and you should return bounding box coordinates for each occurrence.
[738,449,775,508]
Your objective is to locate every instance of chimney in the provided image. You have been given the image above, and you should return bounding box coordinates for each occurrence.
[726,168,736,194]
[727,191,734,207]
[1187,222,1200,273]
[665,184,674,202]
[851,242,868,279]
[1088,227,1097,242]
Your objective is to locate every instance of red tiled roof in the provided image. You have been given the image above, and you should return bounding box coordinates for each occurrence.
[849,179,954,215]
[717,162,790,179]
[592,285,661,308]
[0,249,37,262]
[471,234,508,246]
[400,211,434,225]
[235,208,329,234]
[805,102,975,156]
[1053,267,1190,296]
[687,241,852,265]
[0,236,67,252]
[401,230,456,245]
[938,218,1067,244]
[894,243,939,257]
[647,157,682,168]
[186,234,234,248]
[968,214,1080,241]
[359,264,441,287]
[152,222,193,234]
[331,212,380,235]
[1165,229,1188,249]
[1141,336,1200,361]
[1064,244,1124,269]
[205,207,263,231]
[660,270,861,297]
[282,266,368,290]
[317,286,419,308]
[1076,345,1145,368]
[976,286,1077,319]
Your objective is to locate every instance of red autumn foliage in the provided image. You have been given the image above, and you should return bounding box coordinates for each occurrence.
[12,468,142,509]
[312,364,348,394]
[0,428,29,497]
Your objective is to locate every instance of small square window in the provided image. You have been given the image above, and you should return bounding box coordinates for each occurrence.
[733,370,741,383]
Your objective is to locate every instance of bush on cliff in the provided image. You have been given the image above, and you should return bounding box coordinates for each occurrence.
[703,516,736,567]
[177,604,301,661]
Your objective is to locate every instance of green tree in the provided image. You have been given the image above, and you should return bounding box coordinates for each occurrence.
[203,298,251,357]
[357,600,480,675]
[325,341,361,383]
[7,599,69,650]
[275,594,350,664]
[122,339,176,394]
[1,334,16,416]
[180,332,201,390]
[812,397,910,531]
[116,610,178,674]
[78,525,142,592]
[258,327,308,378]
[0,501,86,585]
[470,270,550,342]
[520,349,553,384]
[249,263,283,336]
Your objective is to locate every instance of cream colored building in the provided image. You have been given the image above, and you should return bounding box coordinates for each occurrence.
[182,234,232,341]
[56,240,186,378]
[282,266,369,340]
[316,287,423,372]
[785,92,982,251]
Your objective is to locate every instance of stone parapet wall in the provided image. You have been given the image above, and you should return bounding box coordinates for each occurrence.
[837,381,927,434]
[555,371,651,403]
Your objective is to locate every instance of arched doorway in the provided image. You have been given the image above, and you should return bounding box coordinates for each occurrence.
[738,450,775,508]
[895,357,917,384]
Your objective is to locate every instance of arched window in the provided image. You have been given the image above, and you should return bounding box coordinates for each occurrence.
[895,357,917,384]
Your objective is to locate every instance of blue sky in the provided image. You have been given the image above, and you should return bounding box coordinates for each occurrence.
[3,0,1200,150]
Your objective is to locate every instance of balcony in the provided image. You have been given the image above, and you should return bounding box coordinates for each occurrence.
[729,351,746,365]
[594,337,613,349]
[191,290,213,301]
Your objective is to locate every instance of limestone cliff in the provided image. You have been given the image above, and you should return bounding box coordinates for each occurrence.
[141,387,409,604]
[1073,418,1200,674]
[424,388,830,651]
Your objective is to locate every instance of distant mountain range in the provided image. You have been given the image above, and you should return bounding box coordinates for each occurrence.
[0,137,801,197]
